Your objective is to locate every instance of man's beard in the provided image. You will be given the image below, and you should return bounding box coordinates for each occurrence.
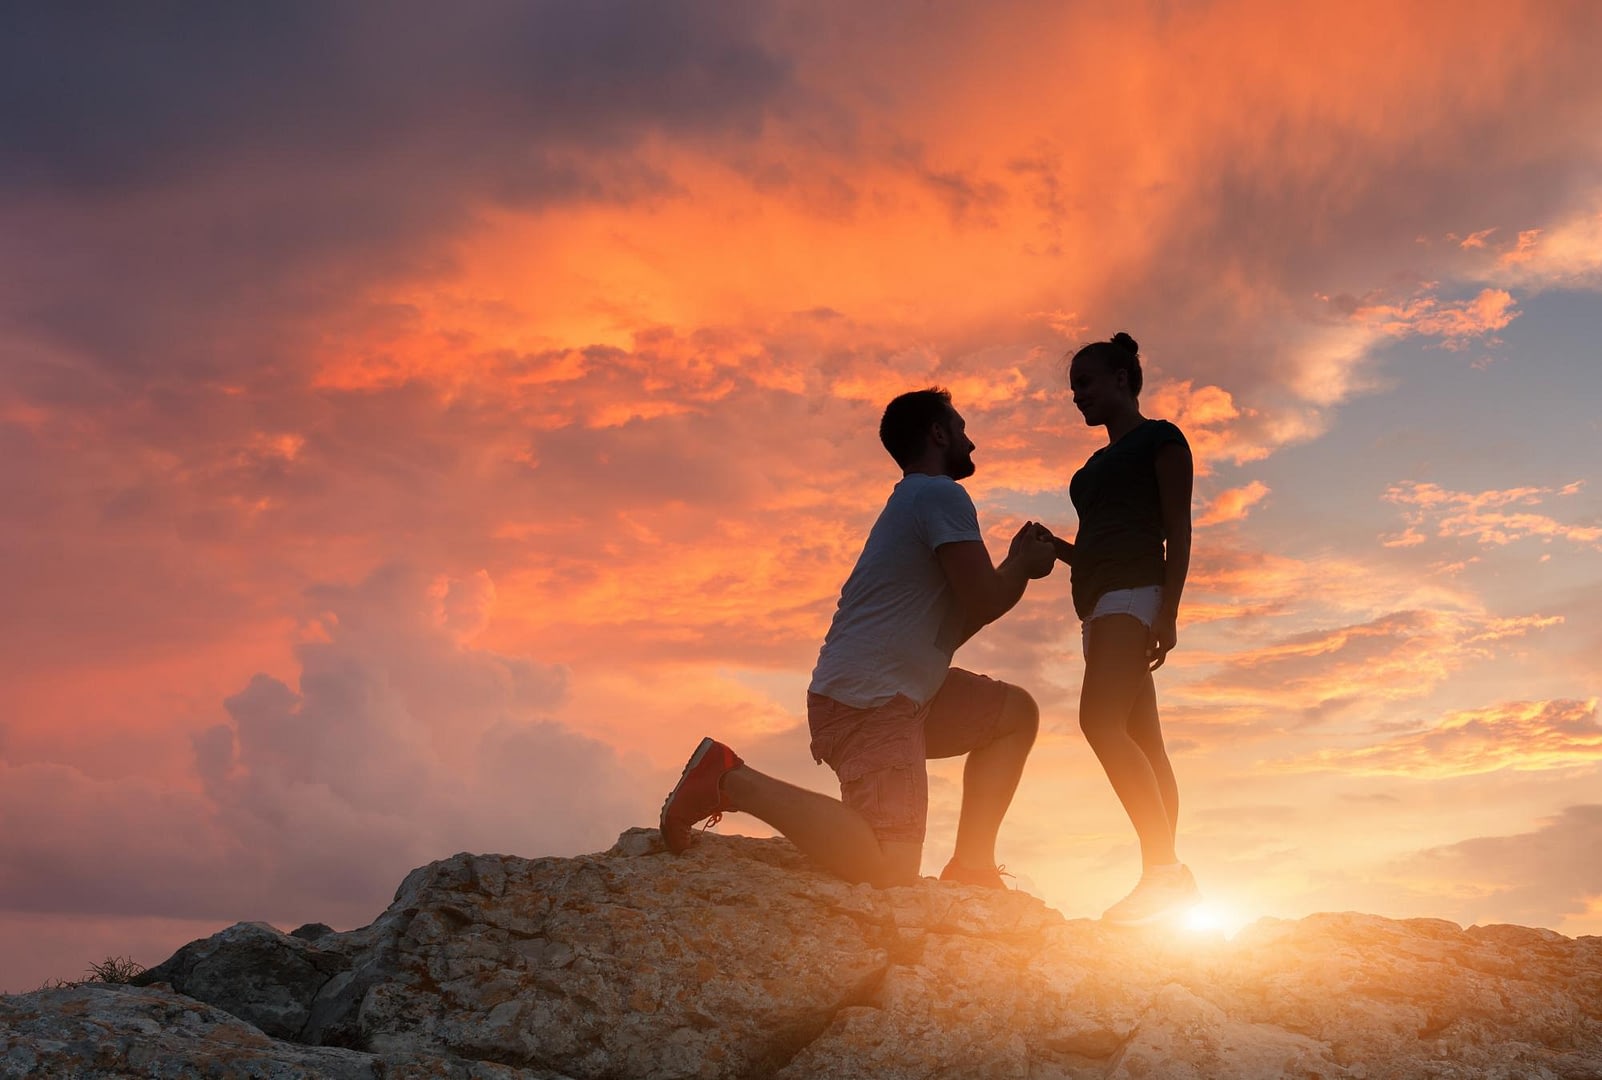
[947,451,975,480]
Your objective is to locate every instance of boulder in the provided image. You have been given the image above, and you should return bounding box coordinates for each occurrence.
[3,827,1600,1078]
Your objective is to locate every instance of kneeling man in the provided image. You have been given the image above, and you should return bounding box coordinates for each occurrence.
[660,388,1056,887]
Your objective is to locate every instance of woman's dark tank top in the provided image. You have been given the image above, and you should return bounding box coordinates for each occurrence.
[1069,418,1188,619]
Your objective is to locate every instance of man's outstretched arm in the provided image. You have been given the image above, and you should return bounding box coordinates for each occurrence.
[938,522,1056,646]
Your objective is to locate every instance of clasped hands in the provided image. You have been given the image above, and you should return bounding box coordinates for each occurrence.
[1008,520,1063,579]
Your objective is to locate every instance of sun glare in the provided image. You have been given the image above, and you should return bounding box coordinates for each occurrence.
[1178,903,1251,939]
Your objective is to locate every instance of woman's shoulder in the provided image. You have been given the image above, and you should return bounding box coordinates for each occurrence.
[1144,417,1188,447]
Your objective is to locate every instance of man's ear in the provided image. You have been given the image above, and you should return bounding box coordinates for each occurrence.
[928,420,951,448]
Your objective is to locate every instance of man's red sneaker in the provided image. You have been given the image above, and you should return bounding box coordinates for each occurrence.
[939,858,1013,890]
[659,737,743,854]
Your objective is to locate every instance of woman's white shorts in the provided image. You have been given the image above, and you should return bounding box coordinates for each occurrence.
[1081,585,1164,658]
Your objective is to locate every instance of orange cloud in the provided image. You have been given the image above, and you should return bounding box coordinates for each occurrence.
[1177,546,1316,625]
[1384,480,1601,549]
[1142,380,1278,474]
[1494,206,1602,287]
[1179,609,1564,720]
[1282,698,1602,778]
[1357,288,1519,349]
[1198,481,1271,527]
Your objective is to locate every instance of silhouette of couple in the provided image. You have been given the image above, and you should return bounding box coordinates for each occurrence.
[661,332,1198,925]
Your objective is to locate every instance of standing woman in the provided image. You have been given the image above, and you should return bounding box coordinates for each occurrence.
[1055,332,1199,925]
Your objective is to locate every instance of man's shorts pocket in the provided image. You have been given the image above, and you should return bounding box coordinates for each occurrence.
[839,761,925,844]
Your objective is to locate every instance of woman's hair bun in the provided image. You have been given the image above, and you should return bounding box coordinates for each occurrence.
[1110,331,1139,354]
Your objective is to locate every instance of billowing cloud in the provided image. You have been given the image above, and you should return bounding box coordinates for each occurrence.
[1142,381,1285,472]
[1,5,787,193]
[0,566,653,926]
[0,2,791,396]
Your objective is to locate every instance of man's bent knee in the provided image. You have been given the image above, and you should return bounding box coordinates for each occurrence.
[863,841,923,888]
[865,865,921,889]
[1001,684,1041,743]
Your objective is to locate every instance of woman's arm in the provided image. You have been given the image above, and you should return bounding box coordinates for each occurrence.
[1049,533,1075,566]
[1149,440,1194,671]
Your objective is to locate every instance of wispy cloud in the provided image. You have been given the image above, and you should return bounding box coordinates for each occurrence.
[1351,288,1519,350]
[1393,805,1602,930]
[1494,206,1602,290]
[1179,609,1563,722]
[1285,285,1520,409]
[1279,698,1602,778]
[1384,480,1601,549]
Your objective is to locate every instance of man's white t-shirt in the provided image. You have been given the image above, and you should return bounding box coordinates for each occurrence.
[808,473,983,708]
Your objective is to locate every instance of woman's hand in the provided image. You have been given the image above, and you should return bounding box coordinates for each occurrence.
[1147,613,1178,671]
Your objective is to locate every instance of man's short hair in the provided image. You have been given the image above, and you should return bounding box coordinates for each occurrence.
[879,387,953,468]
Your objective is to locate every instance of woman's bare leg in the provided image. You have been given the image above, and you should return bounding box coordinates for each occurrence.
[1125,669,1178,844]
[1079,615,1177,867]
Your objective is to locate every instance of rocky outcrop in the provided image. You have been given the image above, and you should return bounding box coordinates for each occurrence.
[2,985,384,1080]
[4,827,1602,1078]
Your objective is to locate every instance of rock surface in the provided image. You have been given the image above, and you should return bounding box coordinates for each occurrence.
[3,827,1601,1078]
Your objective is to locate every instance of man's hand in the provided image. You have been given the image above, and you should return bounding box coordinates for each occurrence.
[940,522,1056,646]
[1008,520,1057,579]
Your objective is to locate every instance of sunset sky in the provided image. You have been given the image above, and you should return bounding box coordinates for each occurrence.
[4,2,1602,992]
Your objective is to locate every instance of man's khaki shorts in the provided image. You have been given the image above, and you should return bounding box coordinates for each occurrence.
[807,668,1012,845]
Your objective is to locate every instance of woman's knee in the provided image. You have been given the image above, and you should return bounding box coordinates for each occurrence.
[1078,702,1127,746]
[1079,663,1147,745]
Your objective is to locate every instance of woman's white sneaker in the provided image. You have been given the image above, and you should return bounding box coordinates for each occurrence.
[1101,864,1200,926]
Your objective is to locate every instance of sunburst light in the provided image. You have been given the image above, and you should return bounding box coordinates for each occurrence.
[1176,901,1251,939]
